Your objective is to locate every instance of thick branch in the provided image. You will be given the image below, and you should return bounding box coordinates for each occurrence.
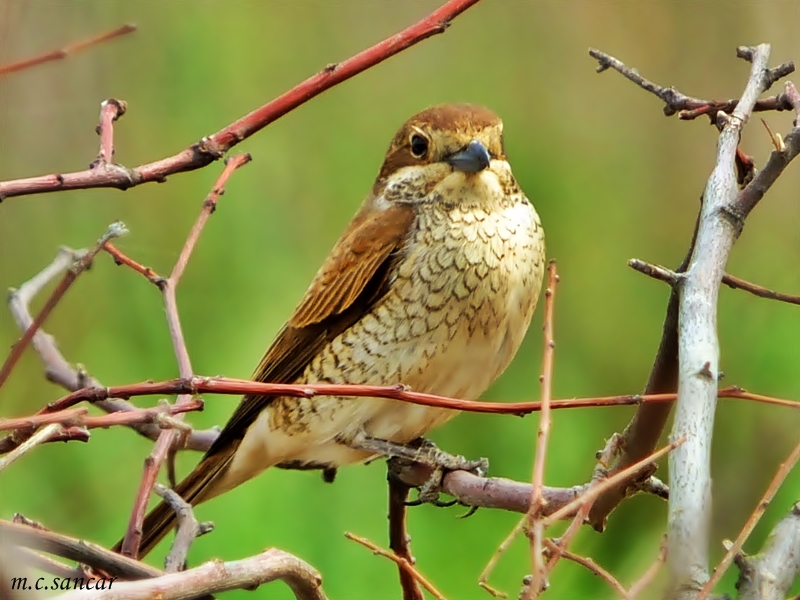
[668,44,772,597]
[55,548,326,600]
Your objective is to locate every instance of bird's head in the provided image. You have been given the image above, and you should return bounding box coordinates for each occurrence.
[373,104,515,208]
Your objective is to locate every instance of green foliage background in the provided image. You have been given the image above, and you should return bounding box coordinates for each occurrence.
[1,2,799,598]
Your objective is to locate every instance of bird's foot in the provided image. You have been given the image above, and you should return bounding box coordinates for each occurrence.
[339,433,487,507]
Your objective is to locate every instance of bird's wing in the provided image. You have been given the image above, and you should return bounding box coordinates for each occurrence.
[208,200,415,456]
[124,201,415,558]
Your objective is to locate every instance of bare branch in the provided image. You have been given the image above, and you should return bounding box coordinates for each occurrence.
[0,423,65,474]
[346,533,446,600]
[3,248,218,453]
[668,44,772,597]
[735,502,800,600]
[153,484,214,573]
[588,48,794,120]
[386,473,424,600]
[56,548,327,600]
[697,435,800,599]
[0,0,482,200]
[527,260,559,598]
[121,155,250,558]
[0,519,160,580]
[0,222,127,392]
[0,24,136,77]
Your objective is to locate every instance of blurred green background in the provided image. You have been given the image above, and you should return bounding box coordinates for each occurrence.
[1,2,800,598]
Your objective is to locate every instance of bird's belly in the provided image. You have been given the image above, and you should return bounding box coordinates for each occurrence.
[228,198,544,478]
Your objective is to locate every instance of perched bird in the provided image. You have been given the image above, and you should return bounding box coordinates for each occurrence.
[126,103,546,557]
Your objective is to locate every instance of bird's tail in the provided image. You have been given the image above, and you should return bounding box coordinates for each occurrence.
[112,447,237,559]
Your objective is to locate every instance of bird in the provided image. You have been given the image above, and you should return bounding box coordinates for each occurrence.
[123,103,546,558]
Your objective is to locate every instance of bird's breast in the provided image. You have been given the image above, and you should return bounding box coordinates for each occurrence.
[235,194,545,474]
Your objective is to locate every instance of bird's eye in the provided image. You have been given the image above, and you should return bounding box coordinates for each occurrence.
[410,134,429,158]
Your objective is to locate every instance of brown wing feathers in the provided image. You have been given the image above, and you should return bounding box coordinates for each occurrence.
[116,202,414,558]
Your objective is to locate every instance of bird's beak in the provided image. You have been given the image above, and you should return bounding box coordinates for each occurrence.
[446,140,491,173]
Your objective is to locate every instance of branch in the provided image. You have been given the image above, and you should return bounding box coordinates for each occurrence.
[0,520,160,580]
[0,0,482,200]
[0,24,136,77]
[55,548,327,600]
[586,46,800,540]
[346,533,445,600]
[0,222,127,392]
[527,261,559,598]
[121,155,250,558]
[668,44,772,597]
[0,423,64,474]
[3,247,218,453]
[734,501,800,600]
[588,48,794,120]
[632,258,800,306]
[154,484,214,573]
[0,400,203,433]
[697,434,800,599]
[387,473,424,600]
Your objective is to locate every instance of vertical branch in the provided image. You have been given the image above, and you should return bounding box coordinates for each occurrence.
[527,260,558,598]
[388,476,424,600]
[120,154,251,558]
[668,45,771,597]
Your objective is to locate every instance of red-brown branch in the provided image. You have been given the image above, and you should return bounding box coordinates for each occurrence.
[44,378,800,418]
[94,99,127,166]
[0,24,136,77]
[387,476,424,600]
[120,155,250,558]
[0,400,203,433]
[103,242,165,287]
[0,0,482,200]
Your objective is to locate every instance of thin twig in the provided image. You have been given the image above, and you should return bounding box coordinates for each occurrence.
[94,99,127,166]
[541,438,684,528]
[43,377,800,419]
[345,532,447,600]
[527,260,559,598]
[543,540,630,599]
[0,0,483,200]
[0,24,136,77]
[0,222,127,392]
[721,273,800,305]
[633,259,800,306]
[0,423,63,473]
[0,400,203,433]
[103,242,165,287]
[696,434,800,599]
[588,48,793,120]
[3,248,217,453]
[627,537,668,598]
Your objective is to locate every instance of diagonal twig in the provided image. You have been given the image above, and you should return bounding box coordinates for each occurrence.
[0,24,136,77]
[0,222,127,393]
